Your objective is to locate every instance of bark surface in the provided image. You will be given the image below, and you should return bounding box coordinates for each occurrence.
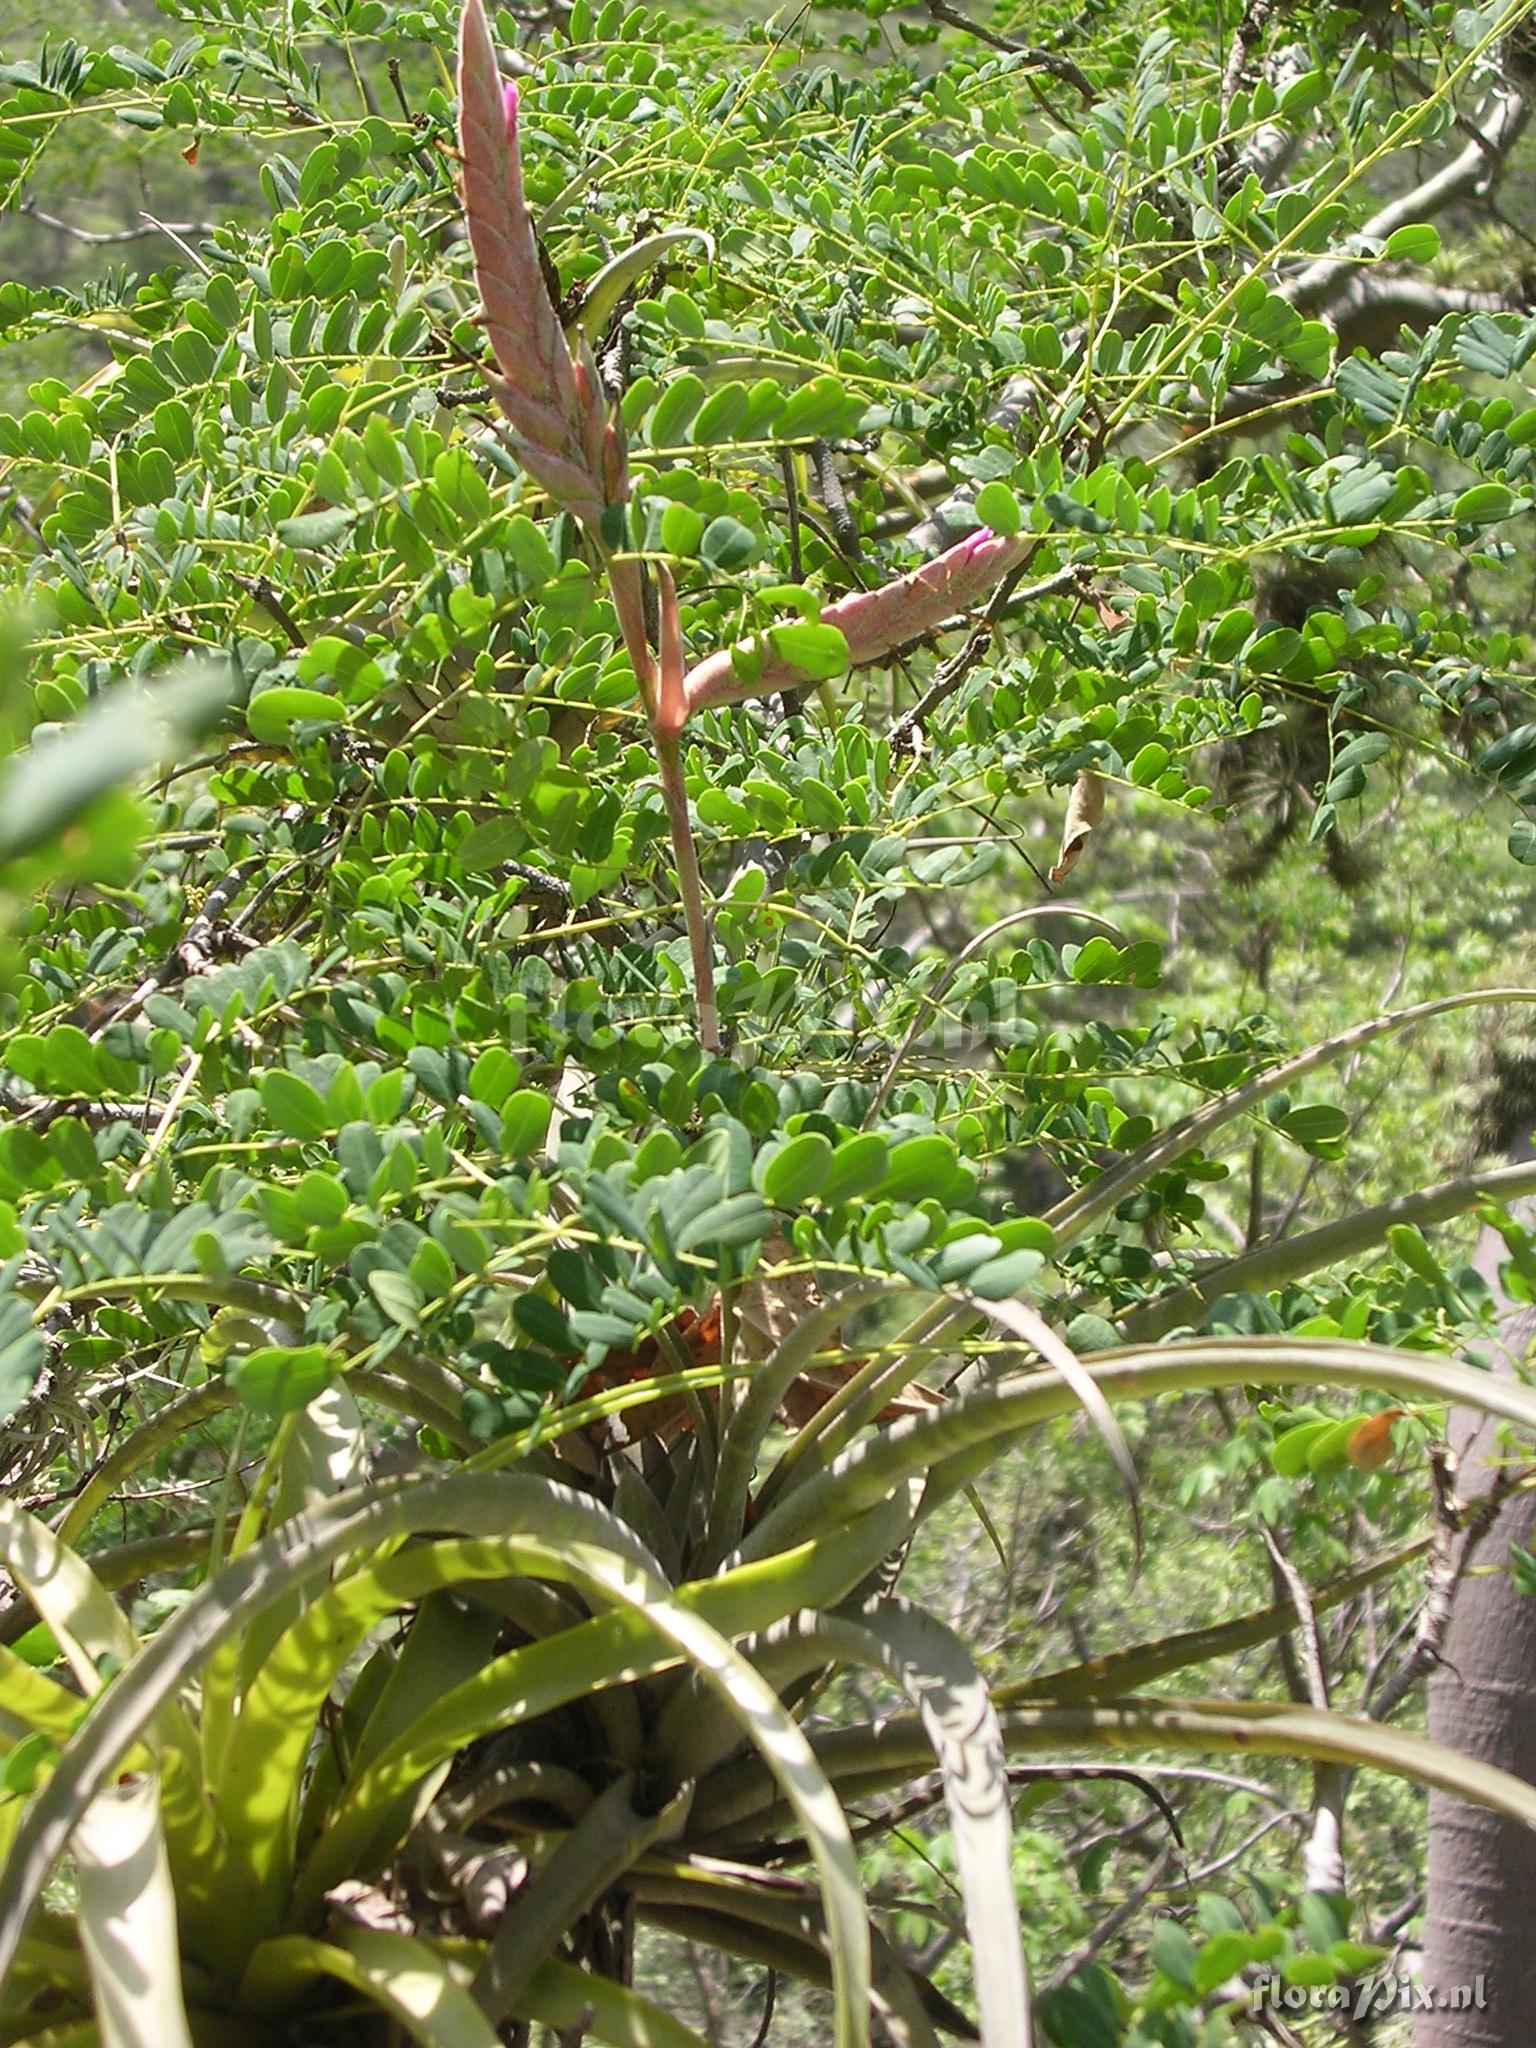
[1420,1138,1536,2048]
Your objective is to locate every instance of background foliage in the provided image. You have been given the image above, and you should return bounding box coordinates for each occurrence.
[6,0,1536,2043]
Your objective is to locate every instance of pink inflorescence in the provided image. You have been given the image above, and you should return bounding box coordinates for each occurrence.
[683,524,1029,715]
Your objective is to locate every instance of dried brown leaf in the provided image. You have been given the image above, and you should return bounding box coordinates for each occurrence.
[1049,768,1106,884]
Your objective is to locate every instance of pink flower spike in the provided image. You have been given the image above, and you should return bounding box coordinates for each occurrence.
[457,0,616,531]
[683,525,1029,716]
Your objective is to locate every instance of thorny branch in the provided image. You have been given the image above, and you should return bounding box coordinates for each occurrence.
[15,199,216,246]
[887,562,1086,755]
[922,0,1093,101]
[1281,82,1529,314]
[1042,1844,1182,2000]
[1262,1524,1347,1895]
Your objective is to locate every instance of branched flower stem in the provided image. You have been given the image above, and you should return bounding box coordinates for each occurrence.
[456,0,1051,1054]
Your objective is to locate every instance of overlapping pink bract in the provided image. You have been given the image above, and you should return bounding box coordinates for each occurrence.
[684,527,1027,714]
[455,0,1026,728]
[458,0,621,532]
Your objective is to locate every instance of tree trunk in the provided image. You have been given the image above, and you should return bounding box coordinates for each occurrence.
[1419,1141,1536,2048]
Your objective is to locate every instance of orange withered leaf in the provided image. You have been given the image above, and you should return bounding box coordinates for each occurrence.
[1346,1409,1404,1472]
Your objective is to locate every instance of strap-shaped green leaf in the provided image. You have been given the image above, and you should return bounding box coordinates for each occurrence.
[74,1775,195,2048]
[858,1599,1032,2048]
[743,1336,1536,1561]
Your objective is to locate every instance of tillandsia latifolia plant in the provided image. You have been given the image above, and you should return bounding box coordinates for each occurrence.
[10,0,1536,2043]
